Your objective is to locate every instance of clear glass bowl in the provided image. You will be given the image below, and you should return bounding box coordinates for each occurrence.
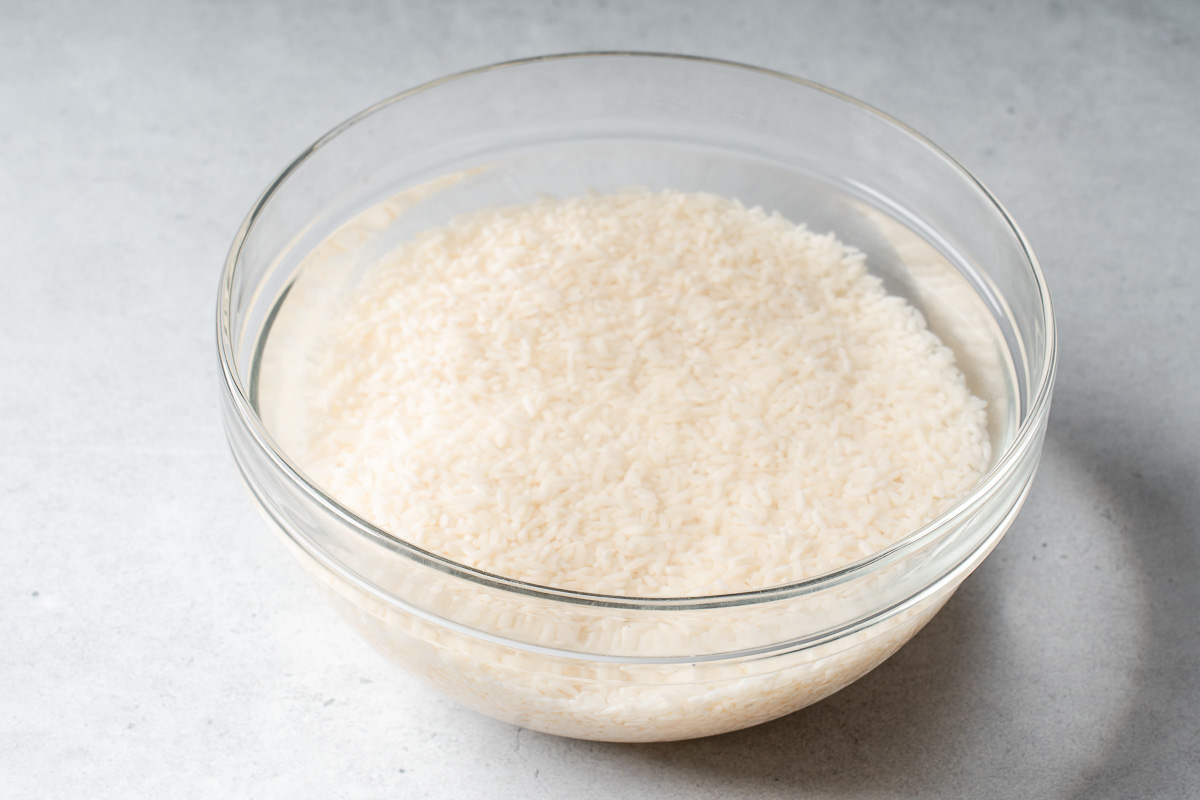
[216,53,1055,742]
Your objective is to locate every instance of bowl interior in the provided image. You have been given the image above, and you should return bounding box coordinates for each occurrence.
[223,54,1051,612]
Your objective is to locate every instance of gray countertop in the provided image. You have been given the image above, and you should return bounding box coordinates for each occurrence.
[4,1,1198,797]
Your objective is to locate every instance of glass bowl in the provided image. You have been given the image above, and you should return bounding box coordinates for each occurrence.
[216,53,1055,742]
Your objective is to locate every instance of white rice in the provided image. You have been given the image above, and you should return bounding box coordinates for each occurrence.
[256,188,992,741]
[285,189,989,597]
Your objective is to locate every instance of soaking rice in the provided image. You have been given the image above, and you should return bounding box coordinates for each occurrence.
[281,189,989,597]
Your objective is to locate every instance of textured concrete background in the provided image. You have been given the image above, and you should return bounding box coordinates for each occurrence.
[3,1,1198,797]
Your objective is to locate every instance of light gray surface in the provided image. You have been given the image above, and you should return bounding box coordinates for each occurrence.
[3,1,1198,797]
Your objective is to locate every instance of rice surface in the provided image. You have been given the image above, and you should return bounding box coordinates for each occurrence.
[288,190,989,597]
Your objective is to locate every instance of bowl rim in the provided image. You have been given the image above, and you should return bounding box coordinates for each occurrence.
[217,50,1057,612]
